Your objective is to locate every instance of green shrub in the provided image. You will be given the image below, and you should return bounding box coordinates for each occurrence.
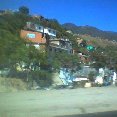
[88,71,95,82]
[30,70,53,87]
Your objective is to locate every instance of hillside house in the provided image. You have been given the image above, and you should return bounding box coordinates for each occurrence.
[44,27,56,38]
[20,30,46,50]
[49,38,73,54]
[0,10,13,15]
[24,22,44,33]
[24,22,56,38]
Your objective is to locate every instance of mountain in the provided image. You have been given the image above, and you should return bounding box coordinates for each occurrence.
[62,23,117,41]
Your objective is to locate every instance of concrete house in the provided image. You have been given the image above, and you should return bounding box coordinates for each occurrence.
[49,38,73,54]
[25,22,44,33]
[24,22,57,38]
[44,27,56,38]
[20,30,46,50]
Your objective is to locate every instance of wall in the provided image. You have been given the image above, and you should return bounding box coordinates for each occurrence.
[20,30,46,44]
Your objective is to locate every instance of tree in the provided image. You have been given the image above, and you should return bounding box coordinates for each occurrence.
[19,6,29,15]
[88,71,95,82]
[49,51,80,69]
[90,51,108,69]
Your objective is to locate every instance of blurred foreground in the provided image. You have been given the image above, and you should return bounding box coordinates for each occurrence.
[0,86,117,117]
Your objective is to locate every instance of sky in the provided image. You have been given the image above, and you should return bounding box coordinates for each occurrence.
[0,0,117,32]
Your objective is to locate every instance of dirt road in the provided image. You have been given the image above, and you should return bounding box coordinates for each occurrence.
[0,86,117,117]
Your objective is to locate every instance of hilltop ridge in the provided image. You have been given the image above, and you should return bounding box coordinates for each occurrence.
[63,23,117,41]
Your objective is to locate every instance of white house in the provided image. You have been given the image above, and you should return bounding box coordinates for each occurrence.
[25,22,56,38]
[35,24,44,33]
[26,22,44,33]
[44,27,56,37]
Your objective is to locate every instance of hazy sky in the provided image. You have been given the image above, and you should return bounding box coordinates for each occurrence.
[0,0,117,32]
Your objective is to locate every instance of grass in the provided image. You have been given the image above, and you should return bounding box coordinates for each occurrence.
[0,77,27,92]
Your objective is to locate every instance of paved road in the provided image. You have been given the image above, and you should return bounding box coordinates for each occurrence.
[0,86,117,117]
[56,111,117,117]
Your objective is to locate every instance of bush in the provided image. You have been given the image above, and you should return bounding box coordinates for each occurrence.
[30,70,53,87]
[0,77,27,92]
[8,70,27,80]
[88,71,95,82]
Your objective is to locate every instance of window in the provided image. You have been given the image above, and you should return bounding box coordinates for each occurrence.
[27,33,35,38]
[38,26,41,30]
[48,29,51,33]
[53,30,56,34]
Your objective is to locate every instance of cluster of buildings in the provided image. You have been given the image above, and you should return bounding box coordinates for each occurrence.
[20,22,73,54]
[18,21,94,73]
[20,22,92,65]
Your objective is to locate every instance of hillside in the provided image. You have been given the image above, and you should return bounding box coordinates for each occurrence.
[63,23,117,41]
[0,8,117,70]
[0,7,81,89]
[0,7,117,91]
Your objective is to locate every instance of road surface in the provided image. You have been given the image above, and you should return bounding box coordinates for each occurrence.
[0,86,117,117]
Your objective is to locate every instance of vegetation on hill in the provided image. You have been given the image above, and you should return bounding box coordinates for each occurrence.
[63,23,117,41]
[78,35,117,70]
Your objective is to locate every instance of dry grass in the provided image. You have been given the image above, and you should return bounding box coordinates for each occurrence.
[0,77,27,92]
[80,34,117,48]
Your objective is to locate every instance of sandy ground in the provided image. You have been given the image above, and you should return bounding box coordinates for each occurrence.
[0,86,117,117]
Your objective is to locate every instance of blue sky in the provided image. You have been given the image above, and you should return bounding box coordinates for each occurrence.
[0,0,117,32]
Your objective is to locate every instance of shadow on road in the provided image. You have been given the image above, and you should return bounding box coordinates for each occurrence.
[56,110,117,117]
